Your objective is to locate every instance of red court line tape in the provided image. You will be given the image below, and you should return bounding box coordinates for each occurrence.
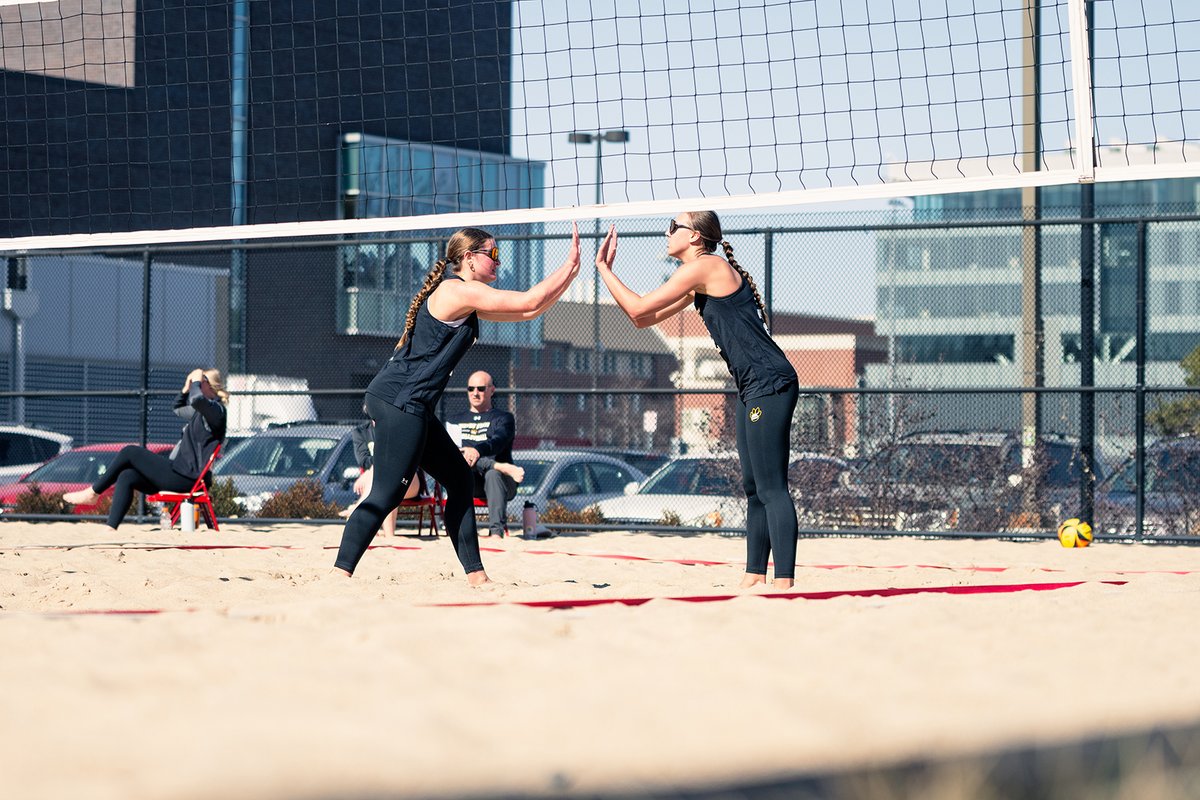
[6,580,1128,617]
[430,580,1128,610]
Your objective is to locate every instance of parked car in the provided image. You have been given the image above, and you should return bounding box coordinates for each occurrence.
[592,453,847,530]
[0,424,73,485]
[509,449,646,521]
[592,455,745,528]
[0,442,173,514]
[586,447,670,478]
[213,423,361,514]
[1094,435,1200,536]
[827,432,1104,532]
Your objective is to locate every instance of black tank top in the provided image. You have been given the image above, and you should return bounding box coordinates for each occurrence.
[694,277,797,402]
[366,275,479,415]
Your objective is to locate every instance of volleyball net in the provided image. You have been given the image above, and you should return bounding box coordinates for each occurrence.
[0,0,1198,252]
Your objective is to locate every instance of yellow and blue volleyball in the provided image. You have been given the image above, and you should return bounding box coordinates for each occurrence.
[1057,518,1094,548]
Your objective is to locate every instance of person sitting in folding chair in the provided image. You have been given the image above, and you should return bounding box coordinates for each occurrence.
[443,371,525,537]
[64,368,227,530]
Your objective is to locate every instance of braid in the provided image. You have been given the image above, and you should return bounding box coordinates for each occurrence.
[722,240,770,331]
[396,259,449,348]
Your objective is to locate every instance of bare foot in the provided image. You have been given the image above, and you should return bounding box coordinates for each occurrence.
[739,573,767,588]
[329,567,352,578]
[338,503,359,519]
[773,578,795,590]
[467,570,493,587]
[63,488,99,506]
[494,461,525,483]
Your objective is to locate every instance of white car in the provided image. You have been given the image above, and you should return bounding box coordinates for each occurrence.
[0,424,74,485]
[592,456,746,529]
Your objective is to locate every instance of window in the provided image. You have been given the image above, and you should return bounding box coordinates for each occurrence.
[577,394,586,411]
[589,462,636,493]
[330,441,360,483]
[550,463,591,499]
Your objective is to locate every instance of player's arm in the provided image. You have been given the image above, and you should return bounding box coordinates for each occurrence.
[439,224,580,322]
[596,227,707,328]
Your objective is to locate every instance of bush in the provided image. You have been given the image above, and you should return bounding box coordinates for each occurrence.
[539,501,605,529]
[207,477,246,518]
[256,479,342,519]
[13,484,67,515]
[659,509,683,526]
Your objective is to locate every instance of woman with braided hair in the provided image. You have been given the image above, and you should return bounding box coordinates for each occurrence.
[333,224,581,585]
[596,211,800,589]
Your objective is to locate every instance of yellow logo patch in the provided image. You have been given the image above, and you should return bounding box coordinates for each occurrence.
[749,407,763,422]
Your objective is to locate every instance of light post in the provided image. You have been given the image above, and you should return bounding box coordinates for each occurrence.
[569,129,629,445]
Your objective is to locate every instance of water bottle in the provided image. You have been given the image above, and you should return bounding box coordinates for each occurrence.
[159,505,173,530]
[180,500,196,532]
[522,501,537,539]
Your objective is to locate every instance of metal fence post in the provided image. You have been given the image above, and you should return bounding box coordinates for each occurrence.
[1134,221,1147,540]
[138,249,153,519]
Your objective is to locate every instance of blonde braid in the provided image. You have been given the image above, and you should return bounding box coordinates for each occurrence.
[396,259,449,348]
[722,240,770,331]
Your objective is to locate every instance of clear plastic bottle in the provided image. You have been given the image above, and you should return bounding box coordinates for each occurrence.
[159,505,172,530]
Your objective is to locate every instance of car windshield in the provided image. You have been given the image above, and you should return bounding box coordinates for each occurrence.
[512,460,551,496]
[639,459,740,496]
[853,443,1014,485]
[215,436,339,477]
[1107,445,1200,494]
[22,450,115,484]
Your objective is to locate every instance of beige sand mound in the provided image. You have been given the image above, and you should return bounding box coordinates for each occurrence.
[4,520,1200,799]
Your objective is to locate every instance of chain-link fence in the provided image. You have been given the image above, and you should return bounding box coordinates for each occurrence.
[2,205,1198,536]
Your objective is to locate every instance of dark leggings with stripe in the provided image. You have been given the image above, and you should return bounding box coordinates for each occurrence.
[734,384,800,580]
[334,393,483,576]
[91,445,194,529]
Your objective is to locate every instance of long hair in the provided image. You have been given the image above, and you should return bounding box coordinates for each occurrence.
[395,227,494,348]
[686,211,770,330]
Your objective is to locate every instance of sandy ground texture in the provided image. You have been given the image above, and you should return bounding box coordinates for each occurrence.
[4,520,1200,800]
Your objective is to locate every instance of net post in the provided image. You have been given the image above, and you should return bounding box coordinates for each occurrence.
[1067,0,1096,183]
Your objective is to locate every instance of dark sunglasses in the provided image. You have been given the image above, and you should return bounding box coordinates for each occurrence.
[667,220,693,235]
[468,246,500,262]
[467,385,489,392]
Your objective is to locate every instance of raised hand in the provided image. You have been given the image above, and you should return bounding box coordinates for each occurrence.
[563,221,581,274]
[595,224,617,273]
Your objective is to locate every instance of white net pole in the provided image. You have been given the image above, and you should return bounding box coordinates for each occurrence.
[1068,0,1096,182]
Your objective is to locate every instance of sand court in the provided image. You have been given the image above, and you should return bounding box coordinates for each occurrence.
[4,521,1200,799]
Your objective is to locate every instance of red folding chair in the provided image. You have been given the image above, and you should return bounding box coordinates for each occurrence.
[148,444,222,531]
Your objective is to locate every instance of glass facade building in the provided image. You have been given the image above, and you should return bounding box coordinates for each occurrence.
[337,133,546,347]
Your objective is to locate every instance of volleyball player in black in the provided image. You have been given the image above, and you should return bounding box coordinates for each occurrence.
[332,224,581,585]
[596,212,801,589]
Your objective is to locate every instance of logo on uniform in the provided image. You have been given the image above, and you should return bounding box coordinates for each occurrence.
[749,407,763,422]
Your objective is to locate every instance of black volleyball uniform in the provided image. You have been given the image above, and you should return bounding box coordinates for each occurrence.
[334,275,486,575]
[92,381,226,529]
[695,276,800,579]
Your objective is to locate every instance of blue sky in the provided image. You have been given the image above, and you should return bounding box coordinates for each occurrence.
[504,0,1198,318]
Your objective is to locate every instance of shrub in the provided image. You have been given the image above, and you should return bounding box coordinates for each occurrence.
[659,509,683,526]
[538,501,605,530]
[256,479,342,519]
[208,477,246,518]
[13,484,68,515]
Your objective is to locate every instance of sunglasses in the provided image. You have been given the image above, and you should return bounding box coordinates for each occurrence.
[467,385,489,392]
[468,246,500,262]
[667,220,693,235]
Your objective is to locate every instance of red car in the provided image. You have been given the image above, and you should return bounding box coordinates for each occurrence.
[0,442,174,514]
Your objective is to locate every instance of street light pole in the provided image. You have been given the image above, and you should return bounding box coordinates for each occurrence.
[569,129,629,446]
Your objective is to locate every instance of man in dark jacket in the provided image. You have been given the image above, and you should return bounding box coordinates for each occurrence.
[444,371,524,537]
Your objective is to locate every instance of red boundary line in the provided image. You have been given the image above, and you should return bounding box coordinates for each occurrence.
[429,580,1128,610]
[8,581,1128,617]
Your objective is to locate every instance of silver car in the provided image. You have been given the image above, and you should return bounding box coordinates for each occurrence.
[0,424,74,485]
[213,423,360,513]
[508,449,646,521]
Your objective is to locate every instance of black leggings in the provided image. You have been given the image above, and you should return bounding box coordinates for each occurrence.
[734,384,799,580]
[334,393,483,576]
[92,445,194,529]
